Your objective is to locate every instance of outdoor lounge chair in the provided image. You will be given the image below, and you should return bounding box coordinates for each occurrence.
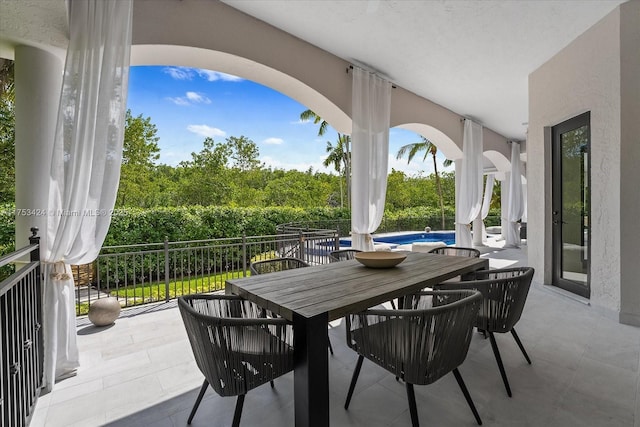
[178,294,294,427]
[436,266,535,397]
[344,290,484,427]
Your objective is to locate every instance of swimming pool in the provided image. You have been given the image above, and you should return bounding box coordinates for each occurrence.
[339,231,455,247]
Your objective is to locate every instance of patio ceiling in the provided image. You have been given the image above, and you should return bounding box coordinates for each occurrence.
[0,0,627,142]
[222,0,626,141]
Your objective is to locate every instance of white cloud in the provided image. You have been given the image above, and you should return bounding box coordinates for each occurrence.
[163,66,242,82]
[187,124,226,138]
[167,91,211,106]
[167,96,191,106]
[163,66,194,80]
[261,156,333,174]
[160,150,192,166]
[196,70,243,82]
[185,91,211,104]
[388,154,428,176]
[263,137,284,145]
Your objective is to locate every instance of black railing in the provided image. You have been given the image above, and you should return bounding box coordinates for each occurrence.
[0,228,43,427]
[75,229,339,315]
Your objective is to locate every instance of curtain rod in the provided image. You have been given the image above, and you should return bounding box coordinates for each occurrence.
[346,65,397,89]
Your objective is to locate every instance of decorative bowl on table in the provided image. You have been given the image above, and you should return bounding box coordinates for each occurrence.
[354,251,407,268]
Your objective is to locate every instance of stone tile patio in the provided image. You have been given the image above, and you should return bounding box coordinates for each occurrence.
[31,242,640,426]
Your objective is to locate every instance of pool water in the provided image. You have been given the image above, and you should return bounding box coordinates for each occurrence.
[339,232,455,247]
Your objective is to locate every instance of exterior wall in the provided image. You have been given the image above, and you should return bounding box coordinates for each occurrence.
[529,7,627,317]
[618,0,640,325]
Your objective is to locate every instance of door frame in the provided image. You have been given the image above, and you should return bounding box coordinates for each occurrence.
[551,112,591,298]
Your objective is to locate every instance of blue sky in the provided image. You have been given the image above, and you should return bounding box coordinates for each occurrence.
[126,66,453,176]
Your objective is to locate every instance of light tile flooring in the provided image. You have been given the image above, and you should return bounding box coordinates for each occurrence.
[31,242,640,426]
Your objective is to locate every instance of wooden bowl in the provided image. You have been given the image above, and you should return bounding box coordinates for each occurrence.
[354,251,407,268]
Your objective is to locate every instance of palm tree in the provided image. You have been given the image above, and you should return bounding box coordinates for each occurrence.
[396,136,447,229]
[300,109,351,207]
[323,134,351,207]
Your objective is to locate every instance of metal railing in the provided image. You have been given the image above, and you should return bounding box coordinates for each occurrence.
[0,228,43,427]
[76,229,339,315]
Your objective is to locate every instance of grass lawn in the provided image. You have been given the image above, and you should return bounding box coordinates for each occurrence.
[76,270,248,315]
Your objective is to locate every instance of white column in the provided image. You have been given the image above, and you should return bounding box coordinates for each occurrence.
[501,173,510,242]
[14,46,63,248]
[472,214,484,246]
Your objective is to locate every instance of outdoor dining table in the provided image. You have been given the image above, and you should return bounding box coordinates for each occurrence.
[225,251,489,427]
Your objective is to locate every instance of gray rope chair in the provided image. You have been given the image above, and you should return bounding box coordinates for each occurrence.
[428,246,481,258]
[344,290,483,427]
[249,257,310,275]
[178,294,294,426]
[436,266,535,397]
[328,249,362,262]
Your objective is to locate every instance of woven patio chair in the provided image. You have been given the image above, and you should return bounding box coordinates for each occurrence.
[328,249,362,262]
[249,257,310,275]
[178,294,294,427]
[428,246,481,258]
[344,290,483,427]
[436,266,535,397]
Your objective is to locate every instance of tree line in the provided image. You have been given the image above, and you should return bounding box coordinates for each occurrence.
[115,109,458,211]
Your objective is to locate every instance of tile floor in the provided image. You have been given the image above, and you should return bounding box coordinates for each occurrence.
[30,241,640,426]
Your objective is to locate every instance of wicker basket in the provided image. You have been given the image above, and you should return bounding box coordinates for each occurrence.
[71,262,95,286]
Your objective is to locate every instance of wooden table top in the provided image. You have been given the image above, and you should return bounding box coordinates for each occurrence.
[226,252,488,322]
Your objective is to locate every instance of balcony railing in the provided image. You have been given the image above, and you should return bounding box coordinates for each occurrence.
[74,229,339,315]
[0,229,42,427]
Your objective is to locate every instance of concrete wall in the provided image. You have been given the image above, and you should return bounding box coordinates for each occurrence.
[618,0,640,325]
[529,2,640,322]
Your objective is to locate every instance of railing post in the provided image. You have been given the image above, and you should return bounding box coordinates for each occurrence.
[242,233,247,277]
[298,231,305,262]
[29,227,40,261]
[164,237,169,302]
[334,232,340,251]
[28,226,44,391]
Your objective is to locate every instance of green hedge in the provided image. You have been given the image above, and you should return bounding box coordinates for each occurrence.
[1,203,503,250]
[103,206,351,246]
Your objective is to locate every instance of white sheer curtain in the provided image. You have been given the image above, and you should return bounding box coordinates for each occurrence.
[455,119,483,247]
[504,142,524,247]
[480,174,495,243]
[351,67,392,251]
[43,0,132,391]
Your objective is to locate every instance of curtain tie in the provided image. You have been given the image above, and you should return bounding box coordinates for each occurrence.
[47,261,72,282]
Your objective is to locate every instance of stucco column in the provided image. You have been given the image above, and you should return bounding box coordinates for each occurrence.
[14,46,63,249]
[501,173,510,242]
[472,214,484,246]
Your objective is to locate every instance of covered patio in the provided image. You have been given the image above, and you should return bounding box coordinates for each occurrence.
[2,0,640,426]
[30,244,640,426]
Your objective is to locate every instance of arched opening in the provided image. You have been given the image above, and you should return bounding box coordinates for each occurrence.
[395,122,462,161]
[131,45,351,134]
